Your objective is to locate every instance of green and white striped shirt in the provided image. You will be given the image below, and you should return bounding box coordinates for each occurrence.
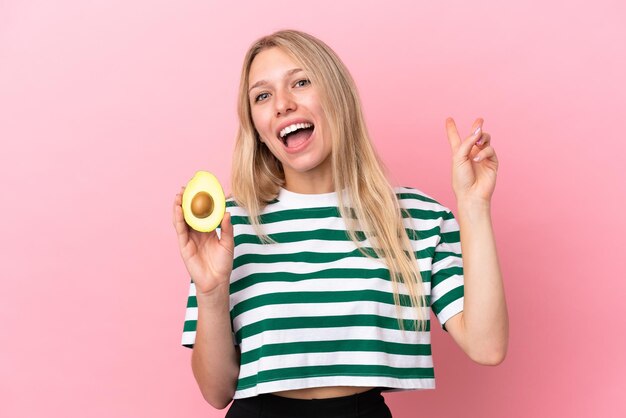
[181,186,464,399]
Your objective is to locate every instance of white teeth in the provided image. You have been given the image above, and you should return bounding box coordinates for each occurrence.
[279,122,313,139]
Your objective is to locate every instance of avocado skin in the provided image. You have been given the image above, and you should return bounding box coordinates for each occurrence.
[182,171,226,232]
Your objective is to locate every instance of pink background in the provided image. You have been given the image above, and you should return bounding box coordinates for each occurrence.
[1,1,624,417]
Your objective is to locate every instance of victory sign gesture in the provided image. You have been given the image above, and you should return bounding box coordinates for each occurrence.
[445,117,498,204]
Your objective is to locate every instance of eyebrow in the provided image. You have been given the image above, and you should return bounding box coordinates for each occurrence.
[248,68,304,94]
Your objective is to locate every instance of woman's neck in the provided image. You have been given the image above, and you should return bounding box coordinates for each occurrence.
[283,171,334,194]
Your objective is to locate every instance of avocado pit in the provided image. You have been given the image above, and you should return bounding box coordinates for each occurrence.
[190,191,214,219]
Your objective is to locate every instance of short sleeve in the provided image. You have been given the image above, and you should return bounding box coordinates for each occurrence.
[180,279,238,348]
[430,210,464,332]
[181,280,199,348]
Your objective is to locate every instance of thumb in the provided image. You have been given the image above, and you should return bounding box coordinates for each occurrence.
[219,211,234,251]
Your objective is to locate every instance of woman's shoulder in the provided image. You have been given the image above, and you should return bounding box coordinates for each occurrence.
[225,195,238,206]
[393,186,458,231]
[393,186,451,212]
[224,195,247,217]
[223,195,280,218]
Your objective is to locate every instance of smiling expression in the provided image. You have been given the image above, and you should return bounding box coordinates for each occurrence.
[248,47,333,190]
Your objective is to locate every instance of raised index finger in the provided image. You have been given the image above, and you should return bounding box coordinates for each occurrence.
[445,117,462,152]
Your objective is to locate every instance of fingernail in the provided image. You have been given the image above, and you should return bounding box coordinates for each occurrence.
[473,126,482,137]
[473,155,481,162]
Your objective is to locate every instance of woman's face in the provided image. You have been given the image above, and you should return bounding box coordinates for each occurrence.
[248,47,333,192]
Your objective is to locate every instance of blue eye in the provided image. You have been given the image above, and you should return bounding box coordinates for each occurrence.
[295,79,310,87]
[254,92,269,102]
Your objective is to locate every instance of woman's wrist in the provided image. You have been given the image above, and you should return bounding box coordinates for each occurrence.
[196,281,230,307]
[457,195,491,212]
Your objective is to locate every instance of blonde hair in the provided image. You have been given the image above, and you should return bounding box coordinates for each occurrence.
[231,29,427,331]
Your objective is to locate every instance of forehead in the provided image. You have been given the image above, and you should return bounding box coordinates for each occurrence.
[248,47,303,85]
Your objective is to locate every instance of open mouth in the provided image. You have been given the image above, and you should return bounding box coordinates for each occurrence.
[278,123,315,148]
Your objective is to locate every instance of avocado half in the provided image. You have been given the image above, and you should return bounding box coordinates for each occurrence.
[182,171,226,232]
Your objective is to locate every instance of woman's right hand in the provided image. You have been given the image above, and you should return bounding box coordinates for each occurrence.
[172,186,234,297]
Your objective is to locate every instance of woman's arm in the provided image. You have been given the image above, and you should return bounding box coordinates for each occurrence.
[442,117,509,365]
[191,283,240,409]
[172,190,240,407]
[445,199,508,365]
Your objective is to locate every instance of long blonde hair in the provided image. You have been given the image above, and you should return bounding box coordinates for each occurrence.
[231,29,427,331]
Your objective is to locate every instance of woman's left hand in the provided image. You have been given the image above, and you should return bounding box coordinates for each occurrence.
[445,117,498,204]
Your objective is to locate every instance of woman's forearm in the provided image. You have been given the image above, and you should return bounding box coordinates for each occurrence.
[456,198,509,364]
[191,282,240,409]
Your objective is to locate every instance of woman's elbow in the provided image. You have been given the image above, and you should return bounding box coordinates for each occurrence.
[193,367,237,409]
[202,389,234,410]
[470,345,507,366]
[206,397,232,410]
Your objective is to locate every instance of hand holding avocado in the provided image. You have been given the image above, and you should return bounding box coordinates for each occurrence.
[172,171,233,297]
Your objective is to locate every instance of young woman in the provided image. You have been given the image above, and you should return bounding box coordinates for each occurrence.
[173,29,508,418]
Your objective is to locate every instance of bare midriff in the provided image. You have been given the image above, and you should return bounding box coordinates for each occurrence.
[271,386,376,400]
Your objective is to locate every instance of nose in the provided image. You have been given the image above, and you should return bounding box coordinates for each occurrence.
[274,88,296,116]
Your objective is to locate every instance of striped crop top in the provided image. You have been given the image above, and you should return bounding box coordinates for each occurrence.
[181,186,464,399]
